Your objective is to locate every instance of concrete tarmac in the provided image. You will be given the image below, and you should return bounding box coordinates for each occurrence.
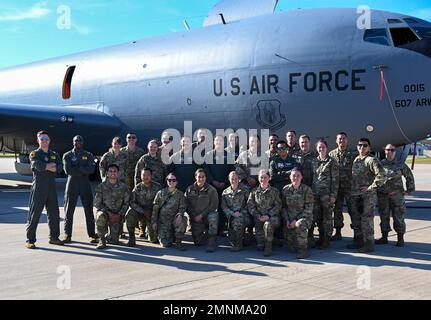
[0,158,430,300]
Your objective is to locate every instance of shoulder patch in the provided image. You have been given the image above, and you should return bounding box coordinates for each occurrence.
[30,151,36,159]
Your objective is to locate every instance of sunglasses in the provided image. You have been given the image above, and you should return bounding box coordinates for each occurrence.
[357,144,369,148]
[385,149,396,152]
[39,137,50,142]
[167,179,177,182]
[127,136,137,140]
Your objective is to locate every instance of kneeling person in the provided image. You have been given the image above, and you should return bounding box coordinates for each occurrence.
[282,168,314,259]
[247,169,282,256]
[94,164,130,249]
[221,171,252,252]
[185,169,219,252]
[152,173,188,250]
[125,168,161,247]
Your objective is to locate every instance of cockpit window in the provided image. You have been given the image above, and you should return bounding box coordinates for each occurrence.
[390,27,420,47]
[388,19,403,24]
[403,18,419,24]
[411,27,431,40]
[364,28,390,46]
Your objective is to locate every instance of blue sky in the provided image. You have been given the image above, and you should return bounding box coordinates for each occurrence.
[0,0,430,69]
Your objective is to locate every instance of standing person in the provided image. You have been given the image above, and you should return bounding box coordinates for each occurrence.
[152,173,188,250]
[121,132,145,193]
[185,169,219,252]
[310,139,339,250]
[265,134,279,160]
[281,168,314,259]
[94,164,130,249]
[376,144,415,247]
[135,140,167,187]
[26,131,64,249]
[293,135,315,188]
[329,132,357,241]
[247,169,282,256]
[286,130,300,155]
[125,168,161,247]
[270,140,299,192]
[348,138,386,253]
[169,136,200,192]
[236,134,269,190]
[99,137,128,183]
[225,132,240,162]
[158,130,173,160]
[221,171,252,252]
[62,135,98,243]
[204,135,235,236]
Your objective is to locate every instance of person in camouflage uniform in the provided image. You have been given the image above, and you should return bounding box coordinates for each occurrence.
[310,139,339,250]
[135,139,167,187]
[236,134,270,190]
[152,173,188,250]
[281,168,314,259]
[94,164,130,249]
[265,134,279,161]
[247,169,282,256]
[125,168,161,247]
[376,144,415,247]
[121,133,145,193]
[328,132,357,241]
[225,132,240,162]
[185,169,219,252]
[99,136,128,183]
[292,135,315,188]
[286,130,301,155]
[348,138,386,253]
[221,171,252,251]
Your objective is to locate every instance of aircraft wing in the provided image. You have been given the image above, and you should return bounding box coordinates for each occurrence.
[0,103,123,153]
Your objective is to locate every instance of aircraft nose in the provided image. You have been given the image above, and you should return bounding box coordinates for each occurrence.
[400,38,431,59]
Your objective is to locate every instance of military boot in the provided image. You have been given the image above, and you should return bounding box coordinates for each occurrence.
[347,232,364,249]
[375,232,389,245]
[174,237,186,251]
[330,228,342,241]
[127,234,136,247]
[62,235,72,244]
[263,241,273,257]
[206,236,217,253]
[296,247,309,259]
[396,233,405,247]
[231,241,243,252]
[358,240,374,253]
[25,242,36,249]
[96,238,106,250]
[319,236,331,250]
[49,238,65,246]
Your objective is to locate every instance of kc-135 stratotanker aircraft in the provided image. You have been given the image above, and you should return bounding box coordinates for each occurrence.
[0,0,430,175]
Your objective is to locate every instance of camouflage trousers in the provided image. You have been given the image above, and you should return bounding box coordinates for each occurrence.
[350,192,377,242]
[125,176,134,194]
[190,211,219,245]
[333,188,353,229]
[285,218,312,251]
[125,209,157,242]
[377,192,406,234]
[96,211,122,242]
[312,194,334,237]
[156,214,188,247]
[254,215,280,246]
[228,213,253,246]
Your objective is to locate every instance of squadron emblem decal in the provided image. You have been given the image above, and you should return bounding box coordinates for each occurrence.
[256,100,286,130]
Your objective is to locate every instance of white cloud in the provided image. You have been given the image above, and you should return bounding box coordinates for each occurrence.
[72,24,93,35]
[0,1,51,22]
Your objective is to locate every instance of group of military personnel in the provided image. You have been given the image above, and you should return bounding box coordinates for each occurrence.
[25,129,415,260]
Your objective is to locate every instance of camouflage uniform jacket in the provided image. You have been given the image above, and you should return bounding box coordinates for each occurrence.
[130,182,162,215]
[329,148,357,191]
[265,149,279,162]
[351,155,386,196]
[221,186,250,218]
[94,180,130,216]
[152,188,187,224]
[281,183,314,222]
[287,144,300,156]
[99,150,128,182]
[378,159,415,194]
[247,186,282,219]
[292,150,315,187]
[235,150,270,182]
[312,156,339,198]
[121,146,145,181]
[185,183,219,218]
[135,153,167,186]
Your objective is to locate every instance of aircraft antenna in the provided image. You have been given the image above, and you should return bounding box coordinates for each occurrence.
[219,13,227,25]
[183,19,191,30]
[274,53,304,67]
